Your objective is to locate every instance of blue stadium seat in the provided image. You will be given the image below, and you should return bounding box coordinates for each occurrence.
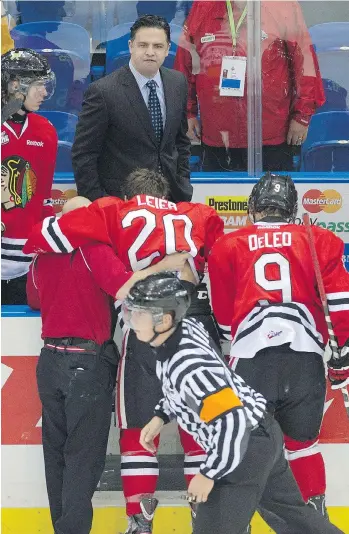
[36,111,78,173]
[11,21,91,113]
[135,1,193,24]
[15,1,66,23]
[37,111,78,142]
[309,22,349,53]
[309,22,349,113]
[136,1,177,22]
[106,22,182,74]
[301,111,349,171]
[55,141,74,173]
[189,155,202,172]
[318,79,348,113]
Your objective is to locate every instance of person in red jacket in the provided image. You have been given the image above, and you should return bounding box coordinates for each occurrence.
[1,48,58,304]
[27,195,190,534]
[24,169,224,533]
[174,0,325,172]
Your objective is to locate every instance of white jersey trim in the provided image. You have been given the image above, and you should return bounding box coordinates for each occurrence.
[230,303,324,359]
[327,292,349,313]
[3,117,28,139]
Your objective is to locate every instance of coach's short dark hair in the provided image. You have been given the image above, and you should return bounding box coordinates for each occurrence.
[130,15,171,43]
[123,168,170,199]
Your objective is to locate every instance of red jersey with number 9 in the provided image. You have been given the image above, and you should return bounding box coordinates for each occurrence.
[24,195,224,276]
[208,220,349,359]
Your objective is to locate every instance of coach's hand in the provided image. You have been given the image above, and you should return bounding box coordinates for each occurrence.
[328,345,349,390]
[187,473,214,503]
[140,416,164,453]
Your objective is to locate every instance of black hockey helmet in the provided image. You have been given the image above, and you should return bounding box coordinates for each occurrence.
[248,172,298,222]
[1,48,55,103]
[122,273,191,328]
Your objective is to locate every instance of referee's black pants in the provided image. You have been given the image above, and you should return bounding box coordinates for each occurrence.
[36,345,114,534]
[194,414,343,534]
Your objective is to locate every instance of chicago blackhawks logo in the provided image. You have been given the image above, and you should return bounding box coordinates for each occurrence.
[1,155,37,211]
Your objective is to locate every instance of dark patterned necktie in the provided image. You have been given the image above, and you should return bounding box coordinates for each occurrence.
[146,80,163,145]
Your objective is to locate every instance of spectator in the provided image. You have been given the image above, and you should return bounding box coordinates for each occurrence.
[26,195,190,534]
[1,48,57,304]
[71,15,192,202]
[174,0,325,172]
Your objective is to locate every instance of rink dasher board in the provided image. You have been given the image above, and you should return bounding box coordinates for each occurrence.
[1,177,349,529]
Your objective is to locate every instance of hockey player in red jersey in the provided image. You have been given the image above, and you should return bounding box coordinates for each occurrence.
[24,168,224,533]
[208,173,349,527]
[1,48,57,304]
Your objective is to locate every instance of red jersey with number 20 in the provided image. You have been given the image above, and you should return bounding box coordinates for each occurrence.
[24,195,224,275]
[208,221,349,359]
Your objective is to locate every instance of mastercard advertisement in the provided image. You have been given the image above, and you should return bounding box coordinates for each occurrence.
[302,189,343,214]
[51,188,77,214]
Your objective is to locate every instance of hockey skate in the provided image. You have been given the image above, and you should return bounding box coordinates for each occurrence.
[124,497,158,534]
[307,494,329,519]
[189,501,198,533]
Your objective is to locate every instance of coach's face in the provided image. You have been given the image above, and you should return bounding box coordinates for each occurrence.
[129,27,170,78]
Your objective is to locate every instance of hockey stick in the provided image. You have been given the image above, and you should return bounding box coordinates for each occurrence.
[302,213,349,418]
[1,94,24,125]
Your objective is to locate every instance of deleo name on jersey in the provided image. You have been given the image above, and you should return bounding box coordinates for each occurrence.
[248,232,292,251]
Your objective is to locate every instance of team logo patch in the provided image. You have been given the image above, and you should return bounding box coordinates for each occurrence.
[1,155,37,211]
[1,131,10,145]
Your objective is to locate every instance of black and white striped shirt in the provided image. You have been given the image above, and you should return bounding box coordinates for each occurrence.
[153,317,267,480]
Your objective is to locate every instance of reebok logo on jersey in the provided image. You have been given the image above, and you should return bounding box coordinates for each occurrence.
[27,140,44,147]
[1,131,9,145]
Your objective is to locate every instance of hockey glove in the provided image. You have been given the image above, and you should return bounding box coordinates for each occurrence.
[328,344,349,390]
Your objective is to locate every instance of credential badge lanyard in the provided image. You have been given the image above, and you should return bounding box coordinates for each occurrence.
[226,0,247,49]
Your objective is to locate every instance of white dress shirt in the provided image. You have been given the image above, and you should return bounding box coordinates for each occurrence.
[129,60,166,127]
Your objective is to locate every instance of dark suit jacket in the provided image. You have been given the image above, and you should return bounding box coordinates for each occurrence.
[71,65,192,202]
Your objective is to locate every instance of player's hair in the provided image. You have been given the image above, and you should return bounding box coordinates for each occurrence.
[130,15,171,43]
[122,168,170,199]
[258,207,290,219]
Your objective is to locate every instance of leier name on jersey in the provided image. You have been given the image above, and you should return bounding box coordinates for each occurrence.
[248,232,292,251]
[135,194,177,211]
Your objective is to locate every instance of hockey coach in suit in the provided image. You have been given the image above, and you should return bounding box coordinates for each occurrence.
[72,15,192,203]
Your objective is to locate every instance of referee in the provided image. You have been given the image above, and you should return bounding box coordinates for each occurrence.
[123,272,343,534]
